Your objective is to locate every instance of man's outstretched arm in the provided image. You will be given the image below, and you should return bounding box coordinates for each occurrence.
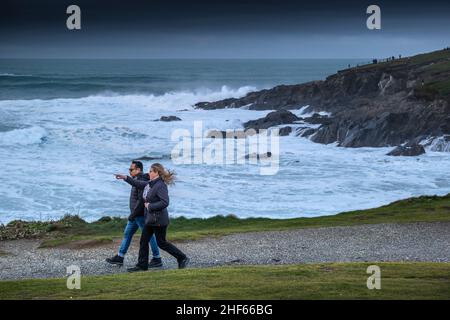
[114,174,148,189]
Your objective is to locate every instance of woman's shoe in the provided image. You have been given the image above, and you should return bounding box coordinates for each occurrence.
[149,257,163,268]
[178,257,190,269]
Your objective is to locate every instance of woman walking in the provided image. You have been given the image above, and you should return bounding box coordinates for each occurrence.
[115,163,189,271]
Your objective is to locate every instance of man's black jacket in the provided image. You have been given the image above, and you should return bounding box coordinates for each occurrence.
[128,173,149,220]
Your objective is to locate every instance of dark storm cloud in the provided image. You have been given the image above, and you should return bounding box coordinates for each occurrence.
[1,0,449,58]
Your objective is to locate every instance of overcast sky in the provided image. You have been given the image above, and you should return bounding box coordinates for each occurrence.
[1,0,449,58]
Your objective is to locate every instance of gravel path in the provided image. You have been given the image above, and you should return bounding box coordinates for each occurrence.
[1,222,449,280]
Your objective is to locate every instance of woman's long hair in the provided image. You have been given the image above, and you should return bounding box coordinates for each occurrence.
[151,163,176,185]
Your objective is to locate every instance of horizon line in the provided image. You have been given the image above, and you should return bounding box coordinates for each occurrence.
[0,57,374,60]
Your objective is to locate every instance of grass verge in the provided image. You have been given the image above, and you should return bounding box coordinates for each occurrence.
[0,262,448,300]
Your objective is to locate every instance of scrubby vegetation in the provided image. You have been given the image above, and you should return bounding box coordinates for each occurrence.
[1,193,449,248]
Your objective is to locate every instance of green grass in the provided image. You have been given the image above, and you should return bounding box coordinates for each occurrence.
[424,79,450,97]
[409,49,450,64]
[0,262,449,300]
[350,48,450,70]
[38,236,114,249]
[415,49,450,98]
[1,193,449,248]
[426,60,450,73]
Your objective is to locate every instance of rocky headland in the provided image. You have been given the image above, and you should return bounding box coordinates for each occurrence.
[195,49,450,154]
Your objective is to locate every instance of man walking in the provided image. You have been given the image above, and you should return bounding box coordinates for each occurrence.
[106,160,162,268]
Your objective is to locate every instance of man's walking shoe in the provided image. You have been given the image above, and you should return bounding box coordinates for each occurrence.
[127,265,148,272]
[106,255,124,266]
[178,257,190,269]
[148,257,163,268]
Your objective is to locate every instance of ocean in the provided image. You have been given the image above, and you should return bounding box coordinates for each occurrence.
[0,58,449,224]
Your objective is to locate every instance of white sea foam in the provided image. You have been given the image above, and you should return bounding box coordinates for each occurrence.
[0,126,47,146]
[428,136,450,152]
[0,86,449,224]
[0,85,256,111]
[290,106,332,118]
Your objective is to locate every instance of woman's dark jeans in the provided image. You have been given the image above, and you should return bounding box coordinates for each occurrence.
[137,225,186,269]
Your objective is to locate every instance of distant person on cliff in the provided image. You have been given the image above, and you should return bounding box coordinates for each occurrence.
[106,160,162,268]
[115,163,190,271]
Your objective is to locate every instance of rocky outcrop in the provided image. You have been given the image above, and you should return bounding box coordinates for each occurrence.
[310,99,450,147]
[156,116,182,122]
[243,110,300,131]
[312,111,423,147]
[296,127,316,138]
[302,113,333,125]
[195,49,450,148]
[195,82,324,111]
[135,154,172,161]
[387,144,426,156]
[278,126,292,136]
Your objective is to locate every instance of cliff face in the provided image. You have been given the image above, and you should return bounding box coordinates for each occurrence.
[195,49,450,148]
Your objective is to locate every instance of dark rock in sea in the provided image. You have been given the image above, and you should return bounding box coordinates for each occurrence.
[135,154,171,161]
[156,116,182,122]
[194,49,450,148]
[387,144,426,156]
[135,156,160,161]
[195,98,241,110]
[244,152,272,160]
[243,110,300,131]
[278,126,292,136]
